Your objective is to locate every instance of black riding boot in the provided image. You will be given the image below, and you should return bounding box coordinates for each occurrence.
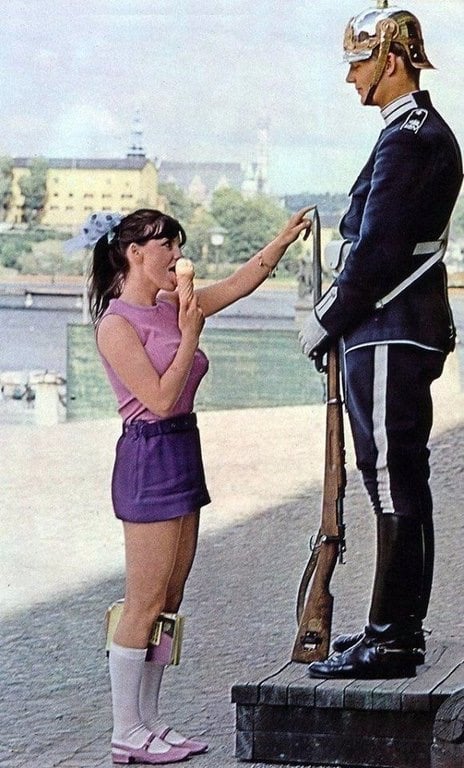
[309,515,426,679]
[418,512,434,624]
[331,513,433,655]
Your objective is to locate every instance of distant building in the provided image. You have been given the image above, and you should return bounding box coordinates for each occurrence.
[158,125,270,204]
[158,160,245,204]
[6,118,270,226]
[8,155,161,228]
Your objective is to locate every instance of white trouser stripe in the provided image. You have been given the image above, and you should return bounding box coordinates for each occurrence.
[372,345,395,514]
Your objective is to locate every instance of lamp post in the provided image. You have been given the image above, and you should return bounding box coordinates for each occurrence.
[209,226,227,278]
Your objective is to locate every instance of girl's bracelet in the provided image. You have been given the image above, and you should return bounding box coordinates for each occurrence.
[257,251,278,278]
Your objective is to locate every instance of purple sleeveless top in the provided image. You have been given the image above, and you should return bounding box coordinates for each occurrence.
[98,297,209,423]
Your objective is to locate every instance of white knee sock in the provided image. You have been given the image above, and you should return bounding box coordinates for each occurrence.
[139,661,189,745]
[109,643,171,754]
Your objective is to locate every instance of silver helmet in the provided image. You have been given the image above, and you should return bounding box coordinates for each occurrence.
[343,1,434,70]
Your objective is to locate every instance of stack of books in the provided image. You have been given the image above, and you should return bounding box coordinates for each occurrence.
[105,599,184,665]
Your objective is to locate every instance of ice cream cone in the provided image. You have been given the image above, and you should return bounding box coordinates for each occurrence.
[175,258,195,295]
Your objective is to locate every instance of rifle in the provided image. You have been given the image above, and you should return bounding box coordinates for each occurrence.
[291,207,346,664]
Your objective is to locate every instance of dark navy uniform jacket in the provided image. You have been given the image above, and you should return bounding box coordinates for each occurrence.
[310,90,462,355]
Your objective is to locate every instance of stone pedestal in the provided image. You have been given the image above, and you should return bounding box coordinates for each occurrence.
[232,642,464,768]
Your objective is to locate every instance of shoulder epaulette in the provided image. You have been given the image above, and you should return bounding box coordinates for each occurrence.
[400,108,428,134]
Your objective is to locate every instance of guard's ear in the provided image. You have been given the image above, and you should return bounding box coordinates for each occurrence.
[385,51,400,76]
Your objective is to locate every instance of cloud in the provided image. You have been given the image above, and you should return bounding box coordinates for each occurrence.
[2,0,463,194]
[46,105,123,157]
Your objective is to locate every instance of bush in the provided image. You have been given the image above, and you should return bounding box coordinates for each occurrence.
[0,237,32,269]
[0,229,72,272]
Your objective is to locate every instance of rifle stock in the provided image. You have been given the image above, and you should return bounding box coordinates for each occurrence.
[292,214,346,664]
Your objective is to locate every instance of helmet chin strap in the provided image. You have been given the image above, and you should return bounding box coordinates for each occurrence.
[365,20,396,105]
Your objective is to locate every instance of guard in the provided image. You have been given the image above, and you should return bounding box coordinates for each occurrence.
[299,1,463,679]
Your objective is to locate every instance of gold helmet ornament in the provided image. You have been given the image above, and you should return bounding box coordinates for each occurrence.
[343,1,434,102]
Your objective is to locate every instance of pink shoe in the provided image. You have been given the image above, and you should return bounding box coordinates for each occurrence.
[111,733,190,764]
[157,726,208,756]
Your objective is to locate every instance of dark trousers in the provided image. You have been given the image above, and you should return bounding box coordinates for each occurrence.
[344,343,446,628]
[344,344,445,521]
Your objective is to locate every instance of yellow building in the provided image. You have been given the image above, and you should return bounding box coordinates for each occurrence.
[8,156,162,228]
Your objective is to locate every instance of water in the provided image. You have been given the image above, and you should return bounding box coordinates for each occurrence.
[0,287,300,374]
[0,288,325,420]
[0,305,79,373]
[1,288,463,422]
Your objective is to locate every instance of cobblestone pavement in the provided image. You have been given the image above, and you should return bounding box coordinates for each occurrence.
[1,352,463,768]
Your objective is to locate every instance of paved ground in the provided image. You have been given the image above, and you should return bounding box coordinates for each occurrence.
[0,350,463,768]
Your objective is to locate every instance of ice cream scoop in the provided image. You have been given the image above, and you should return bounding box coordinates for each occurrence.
[175,257,195,280]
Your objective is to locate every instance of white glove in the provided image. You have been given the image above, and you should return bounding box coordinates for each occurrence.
[298,312,329,359]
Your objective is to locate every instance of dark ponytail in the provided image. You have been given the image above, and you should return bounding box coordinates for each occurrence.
[87,209,186,324]
[88,232,128,323]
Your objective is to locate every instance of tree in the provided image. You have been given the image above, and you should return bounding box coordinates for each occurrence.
[159,181,196,224]
[210,188,297,267]
[182,206,216,274]
[0,156,13,221]
[19,158,48,225]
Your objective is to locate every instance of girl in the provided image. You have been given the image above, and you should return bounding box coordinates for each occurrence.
[72,205,310,764]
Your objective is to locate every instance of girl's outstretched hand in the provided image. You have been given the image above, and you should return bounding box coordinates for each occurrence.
[277,206,313,248]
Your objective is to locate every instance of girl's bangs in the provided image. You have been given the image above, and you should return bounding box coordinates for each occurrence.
[142,215,186,245]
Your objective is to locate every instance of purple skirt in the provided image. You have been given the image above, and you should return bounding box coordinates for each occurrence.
[111,413,211,523]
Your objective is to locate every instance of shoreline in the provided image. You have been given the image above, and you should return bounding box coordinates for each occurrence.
[1,270,463,295]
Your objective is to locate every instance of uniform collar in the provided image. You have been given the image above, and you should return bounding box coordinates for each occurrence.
[381,92,421,126]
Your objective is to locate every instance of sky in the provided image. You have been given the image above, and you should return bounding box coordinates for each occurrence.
[1,0,463,195]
